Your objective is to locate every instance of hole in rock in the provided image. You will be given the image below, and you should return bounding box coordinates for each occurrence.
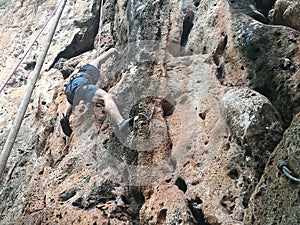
[254,86,273,101]
[227,168,240,180]
[157,209,167,224]
[254,0,276,17]
[127,186,145,221]
[121,195,131,205]
[24,61,36,70]
[220,195,236,214]
[72,197,84,208]
[193,196,203,204]
[91,133,98,140]
[242,196,249,208]
[103,138,108,145]
[193,0,200,7]
[161,98,175,116]
[50,32,98,71]
[188,198,211,225]
[175,177,187,193]
[180,11,194,54]
[199,111,206,120]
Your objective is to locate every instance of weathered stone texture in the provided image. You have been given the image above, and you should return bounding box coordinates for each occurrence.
[269,0,300,31]
[0,0,299,224]
[221,88,283,172]
[244,113,300,225]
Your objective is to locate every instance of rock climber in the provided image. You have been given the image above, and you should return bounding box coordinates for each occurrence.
[60,48,134,136]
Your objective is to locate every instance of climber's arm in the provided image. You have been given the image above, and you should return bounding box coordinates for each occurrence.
[89,48,119,69]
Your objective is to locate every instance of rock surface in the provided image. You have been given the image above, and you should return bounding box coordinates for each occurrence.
[269,0,300,31]
[0,0,299,224]
[244,113,300,225]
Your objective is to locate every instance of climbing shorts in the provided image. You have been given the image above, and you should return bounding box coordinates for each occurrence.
[75,84,99,104]
[78,64,100,84]
[65,81,99,105]
[65,64,101,105]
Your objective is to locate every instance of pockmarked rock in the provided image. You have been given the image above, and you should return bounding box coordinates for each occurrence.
[0,0,300,224]
[269,0,300,31]
[244,113,300,225]
[221,87,283,165]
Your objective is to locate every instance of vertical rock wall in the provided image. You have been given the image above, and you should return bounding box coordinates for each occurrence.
[0,0,299,224]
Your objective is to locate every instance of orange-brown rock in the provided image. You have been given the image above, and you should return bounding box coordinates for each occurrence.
[0,0,299,224]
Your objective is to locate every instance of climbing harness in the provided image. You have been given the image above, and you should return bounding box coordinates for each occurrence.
[277,160,300,183]
[0,0,66,93]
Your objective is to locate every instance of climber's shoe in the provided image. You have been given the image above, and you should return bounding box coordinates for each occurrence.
[118,116,137,132]
[60,115,72,136]
[115,116,138,142]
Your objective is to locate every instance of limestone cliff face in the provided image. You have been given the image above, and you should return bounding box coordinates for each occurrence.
[0,0,299,224]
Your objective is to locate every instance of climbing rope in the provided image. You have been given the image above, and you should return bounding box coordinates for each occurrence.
[0,0,65,93]
[277,160,300,183]
[97,0,104,56]
[0,0,67,177]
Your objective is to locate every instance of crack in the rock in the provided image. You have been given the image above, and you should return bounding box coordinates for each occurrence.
[180,11,194,55]
[229,0,270,24]
[188,197,211,225]
[213,33,228,85]
[175,177,187,193]
[48,0,101,72]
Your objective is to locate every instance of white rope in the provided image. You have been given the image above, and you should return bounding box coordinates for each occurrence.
[0,0,67,177]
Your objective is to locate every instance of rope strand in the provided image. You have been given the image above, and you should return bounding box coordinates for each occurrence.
[0,0,65,93]
[277,160,300,183]
[0,0,67,177]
